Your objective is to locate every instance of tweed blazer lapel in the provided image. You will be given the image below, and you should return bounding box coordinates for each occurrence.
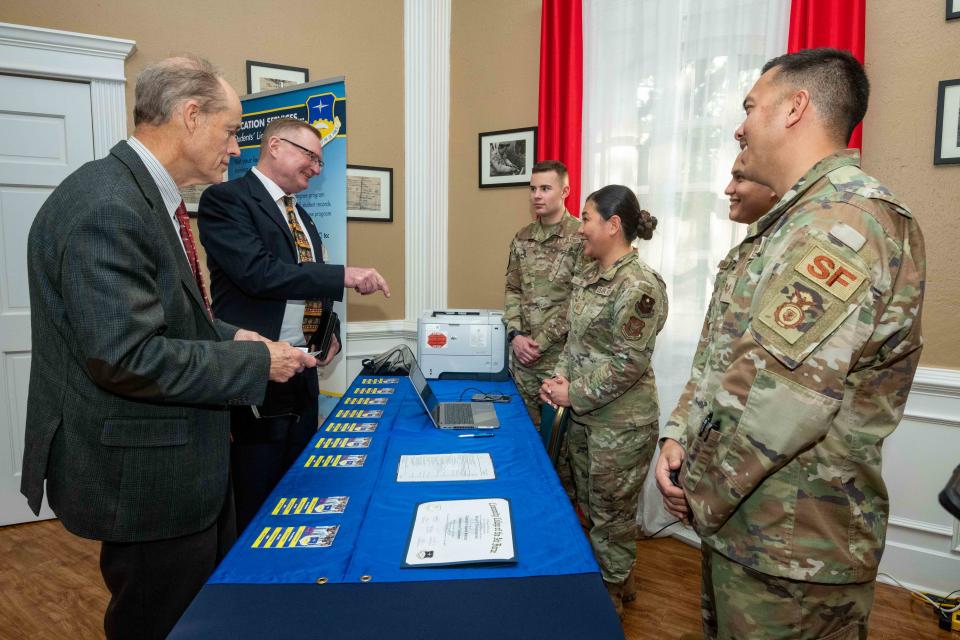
[243,170,297,259]
[111,141,215,330]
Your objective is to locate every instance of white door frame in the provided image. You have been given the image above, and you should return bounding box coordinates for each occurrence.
[0,23,133,523]
[0,22,135,157]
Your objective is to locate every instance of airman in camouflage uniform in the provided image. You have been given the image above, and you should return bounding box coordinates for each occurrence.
[503,160,583,426]
[657,49,925,640]
[542,185,667,617]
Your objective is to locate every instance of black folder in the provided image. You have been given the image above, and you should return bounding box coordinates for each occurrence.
[307,306,337,360]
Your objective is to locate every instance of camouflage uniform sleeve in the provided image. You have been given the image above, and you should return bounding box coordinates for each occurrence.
[502,235,524,335]
[567,279,666,415]
[680,203,919,537]
[553,288,576,381]
[661,297,716,448]
[529,241,583,352]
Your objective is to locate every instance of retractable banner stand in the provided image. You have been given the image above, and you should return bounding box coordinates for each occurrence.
[231,77,348,396]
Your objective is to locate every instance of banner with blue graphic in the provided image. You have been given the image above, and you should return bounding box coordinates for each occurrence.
[230,77,348,395]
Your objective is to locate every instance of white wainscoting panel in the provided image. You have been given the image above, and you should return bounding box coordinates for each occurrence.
[879,367,960,594]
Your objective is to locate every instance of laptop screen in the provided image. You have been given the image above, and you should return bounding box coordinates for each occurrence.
[407,358,441,421]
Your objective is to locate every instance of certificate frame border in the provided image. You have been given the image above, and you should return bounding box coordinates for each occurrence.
[400,497,519,568]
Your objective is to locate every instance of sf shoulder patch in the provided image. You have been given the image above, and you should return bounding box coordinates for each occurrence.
[794,247,867,301]
[754,243,870,369]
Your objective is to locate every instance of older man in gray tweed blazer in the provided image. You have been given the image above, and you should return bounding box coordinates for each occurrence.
[21,56,317,640]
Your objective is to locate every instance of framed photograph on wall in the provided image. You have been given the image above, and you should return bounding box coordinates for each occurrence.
[478,126,537,188]
[347,165,393,222]
[934,79,960,165]
[246,61,309,95]
[948,0,960,20]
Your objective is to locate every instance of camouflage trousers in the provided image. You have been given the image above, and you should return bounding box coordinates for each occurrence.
[700,545,875,639]
[511,353,561,429]
[566,418,658,583]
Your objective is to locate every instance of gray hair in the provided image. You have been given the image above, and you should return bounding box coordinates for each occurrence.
[133,56,227,127]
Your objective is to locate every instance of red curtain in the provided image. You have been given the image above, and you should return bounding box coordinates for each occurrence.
[787,0,866,150]
[537,0,583,216]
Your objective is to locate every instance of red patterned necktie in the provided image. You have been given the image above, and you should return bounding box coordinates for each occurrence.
[174,200,212,318]
[283,196,323,339]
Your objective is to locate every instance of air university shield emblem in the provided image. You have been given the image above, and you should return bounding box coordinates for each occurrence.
[307,92,342,146]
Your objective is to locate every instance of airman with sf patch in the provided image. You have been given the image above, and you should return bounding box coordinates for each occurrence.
[657,49,925,640]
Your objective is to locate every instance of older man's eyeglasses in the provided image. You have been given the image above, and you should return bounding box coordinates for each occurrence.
[278,137,324,168]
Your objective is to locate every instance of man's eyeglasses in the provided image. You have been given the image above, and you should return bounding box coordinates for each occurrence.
[278,137,324,168]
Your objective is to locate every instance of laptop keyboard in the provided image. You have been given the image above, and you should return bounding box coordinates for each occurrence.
[442,403,474,424]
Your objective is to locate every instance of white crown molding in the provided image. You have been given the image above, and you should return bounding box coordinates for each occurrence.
[911,366,960,399]
[0,23,134,156]
[901,409,960,429]
[346,319,418,342]
[403,0,450,320]
[887,515,955,538]
[0,22,134,82]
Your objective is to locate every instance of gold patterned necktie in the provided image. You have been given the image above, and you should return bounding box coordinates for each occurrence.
[283,196,324,339]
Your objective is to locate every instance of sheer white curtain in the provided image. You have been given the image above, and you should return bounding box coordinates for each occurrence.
[582,0,789,425]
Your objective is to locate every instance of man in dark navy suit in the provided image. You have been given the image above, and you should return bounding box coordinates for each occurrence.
[198,117,389,532]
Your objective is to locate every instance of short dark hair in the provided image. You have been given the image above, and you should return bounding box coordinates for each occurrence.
[133,56,227,127]
[585,184,657,242]
[762,47,869,144]
[532,160,568,181]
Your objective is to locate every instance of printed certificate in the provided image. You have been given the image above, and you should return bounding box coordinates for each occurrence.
[403,498,516,566]
[396,453,495,482]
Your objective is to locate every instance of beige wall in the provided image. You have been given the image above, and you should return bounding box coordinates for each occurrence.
[449,0,959,370]
[448,0,542,310]
[1,0,405,321]
[864,2,959,369]
[6,1,957,363]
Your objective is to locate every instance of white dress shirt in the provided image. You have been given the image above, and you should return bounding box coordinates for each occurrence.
[127,136,189,260]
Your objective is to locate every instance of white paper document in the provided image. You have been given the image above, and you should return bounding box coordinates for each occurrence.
[404,498,516,567]
[396,453,495,482]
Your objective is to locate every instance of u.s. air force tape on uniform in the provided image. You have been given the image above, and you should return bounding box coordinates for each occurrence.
[755,241,869,368]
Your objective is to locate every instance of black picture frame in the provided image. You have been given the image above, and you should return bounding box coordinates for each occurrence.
[346,165,393,222]
[934,79,960,165]
[948,0,960,20]
[246,60,309,95]
[478,126,537,188]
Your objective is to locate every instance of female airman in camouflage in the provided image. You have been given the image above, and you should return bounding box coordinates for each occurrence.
[540,184,667,617]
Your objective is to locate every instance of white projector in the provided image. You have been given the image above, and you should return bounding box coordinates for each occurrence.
[417,309,508,380]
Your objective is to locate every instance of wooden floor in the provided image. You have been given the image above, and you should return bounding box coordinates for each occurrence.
[0,519,953,639]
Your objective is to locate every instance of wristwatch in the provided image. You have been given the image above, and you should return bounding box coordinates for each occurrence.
[507,329,524,343]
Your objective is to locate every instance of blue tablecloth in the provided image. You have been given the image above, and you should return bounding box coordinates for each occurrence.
[211,376,599,585]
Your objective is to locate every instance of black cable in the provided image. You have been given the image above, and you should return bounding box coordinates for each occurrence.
[638,519,682,540]
[457,387,511,402]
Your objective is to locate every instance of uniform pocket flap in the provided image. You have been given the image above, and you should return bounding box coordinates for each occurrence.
[100,418,190,447]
